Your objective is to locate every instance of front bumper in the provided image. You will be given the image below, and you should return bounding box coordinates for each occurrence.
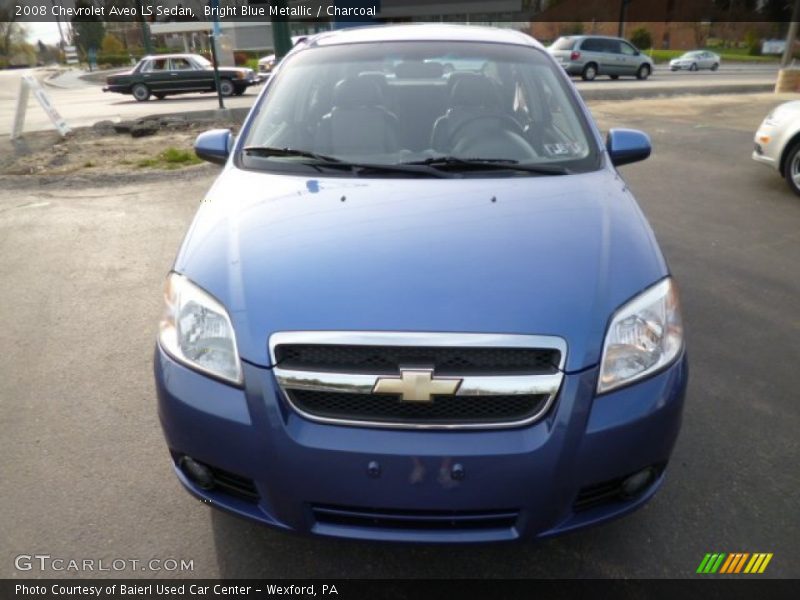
[752,125,780,170]
[155,345,688,543]
[558,62,583,76]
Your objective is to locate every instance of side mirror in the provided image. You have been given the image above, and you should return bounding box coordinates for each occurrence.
[194,129,233,165]
[606,128,651,167]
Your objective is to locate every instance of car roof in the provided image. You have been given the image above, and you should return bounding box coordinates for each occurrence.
[307,23,543,50]
[141,53,203,60]
[563,35,625,41]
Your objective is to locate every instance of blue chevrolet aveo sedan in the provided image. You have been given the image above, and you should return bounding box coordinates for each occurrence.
[155,24,688,542]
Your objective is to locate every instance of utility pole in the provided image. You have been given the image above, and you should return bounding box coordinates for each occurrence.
[271,0,293,58]
[781,0,800,68]
[135,0,153,54]
[208,32,225,110]
[618,0,631,38]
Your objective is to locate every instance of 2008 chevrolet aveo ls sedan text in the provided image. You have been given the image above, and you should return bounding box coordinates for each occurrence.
[155,24,688,543]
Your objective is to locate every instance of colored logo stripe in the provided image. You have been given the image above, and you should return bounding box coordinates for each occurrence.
[697,553,726,573]
[698,553,773,574]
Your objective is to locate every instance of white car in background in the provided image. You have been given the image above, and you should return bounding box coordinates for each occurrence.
[669,50,720,71]
[257,35,309,77]
[753,100,800,195]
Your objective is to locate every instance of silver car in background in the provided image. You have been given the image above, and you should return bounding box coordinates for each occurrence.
[548,35,653,81]
[753,100,800,195]
[669,51,720,71]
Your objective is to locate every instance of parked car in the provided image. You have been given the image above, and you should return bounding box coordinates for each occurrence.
[753,100,800,195]
[548,35,653,80]
[103,53,258,101]
[669,50,720,71]
[256,36,308,77]
[156,24,687,543]
[256,53,277,76]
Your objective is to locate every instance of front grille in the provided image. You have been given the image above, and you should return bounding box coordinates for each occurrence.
[312,504,519,531]
[289,389,549,425]
[270,332,565,429]
[274,344,560,375]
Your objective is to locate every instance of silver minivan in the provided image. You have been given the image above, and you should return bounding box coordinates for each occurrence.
[548,35,654,81]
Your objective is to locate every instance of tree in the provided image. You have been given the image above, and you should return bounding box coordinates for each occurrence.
[0,6,27,60]
[630,27,653,50]
[71,1,106,55]
[101,33,125,54]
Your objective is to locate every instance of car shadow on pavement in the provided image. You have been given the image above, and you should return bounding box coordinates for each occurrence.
[109,95,250,106]
[210,509,627,578]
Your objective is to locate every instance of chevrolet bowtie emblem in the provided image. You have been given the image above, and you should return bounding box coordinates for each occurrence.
[372,368,462,402]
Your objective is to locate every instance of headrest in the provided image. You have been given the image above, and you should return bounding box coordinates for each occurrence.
[394,60,443,79]
[357,72,387,92]
[449,74,500,109]
[333,77,382,108]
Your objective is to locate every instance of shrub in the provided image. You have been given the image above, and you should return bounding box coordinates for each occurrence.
[101,34,124,54]
[744,30,761,56]
[630,27,653,50]
[96,53,135,67]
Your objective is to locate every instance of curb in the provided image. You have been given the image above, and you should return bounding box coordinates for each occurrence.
[578,82,774,101]
[135,107,251,123]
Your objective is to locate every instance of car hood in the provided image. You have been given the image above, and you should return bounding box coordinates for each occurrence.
[174,167,668,372]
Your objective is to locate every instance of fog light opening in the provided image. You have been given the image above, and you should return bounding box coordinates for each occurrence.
[179,456,215,490]
[620,467,657,499]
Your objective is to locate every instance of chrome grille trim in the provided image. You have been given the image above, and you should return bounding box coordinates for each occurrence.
[269,331,567,430]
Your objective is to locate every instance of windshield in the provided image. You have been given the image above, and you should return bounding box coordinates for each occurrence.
[194,56,212,68]
[241,41,599,176]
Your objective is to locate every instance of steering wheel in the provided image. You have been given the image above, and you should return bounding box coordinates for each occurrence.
[448,114,526,149]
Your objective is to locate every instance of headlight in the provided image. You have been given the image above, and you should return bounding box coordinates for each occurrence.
[597,278,683,393]
[159,273,242,385]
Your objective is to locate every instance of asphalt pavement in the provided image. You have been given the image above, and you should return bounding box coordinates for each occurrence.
[0,93,798,579]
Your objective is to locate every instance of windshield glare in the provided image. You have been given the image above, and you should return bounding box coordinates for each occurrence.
[242,41,598,175]
[194,56,212,68]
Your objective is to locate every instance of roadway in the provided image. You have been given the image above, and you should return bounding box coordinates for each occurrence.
[0,92,798,579]
[0,63,782,137]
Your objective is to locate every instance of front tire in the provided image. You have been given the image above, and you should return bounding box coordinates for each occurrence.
[711,63,719,71]
[131,83,150,102]
[783,142,800,196]
[636,64,651,80]
[581,63,598,81]
[218,79,235,97]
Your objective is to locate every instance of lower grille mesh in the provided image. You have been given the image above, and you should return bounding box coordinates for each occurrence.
[313,504,519,531]
[289,389,548,425]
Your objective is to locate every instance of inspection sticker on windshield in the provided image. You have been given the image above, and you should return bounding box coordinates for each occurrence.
[544,142,583,156]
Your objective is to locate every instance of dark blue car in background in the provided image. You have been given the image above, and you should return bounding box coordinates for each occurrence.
[155,24,688,542]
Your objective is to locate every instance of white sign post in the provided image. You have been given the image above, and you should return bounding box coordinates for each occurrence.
[64,45,79,65]
[11,75,71,140]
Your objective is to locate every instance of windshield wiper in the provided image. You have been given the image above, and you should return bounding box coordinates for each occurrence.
[242,146,456,178]
[403,156,570,175]
[243,146,344,163]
